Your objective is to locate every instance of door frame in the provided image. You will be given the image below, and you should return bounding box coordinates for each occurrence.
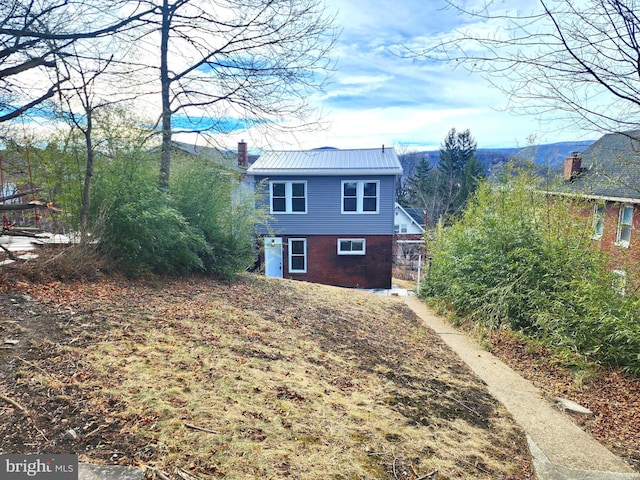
[264,237,283,278]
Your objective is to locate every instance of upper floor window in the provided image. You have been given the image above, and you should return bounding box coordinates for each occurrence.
[592,204,605,239]
[616,205,633,248]
[270,181,306,214]
[341,180,379,214]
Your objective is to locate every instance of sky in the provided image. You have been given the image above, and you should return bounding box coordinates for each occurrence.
[5,0,600,154]
[231,0,597,153]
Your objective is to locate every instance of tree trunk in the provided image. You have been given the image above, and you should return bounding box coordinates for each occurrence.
[80,109,93,243]
[159,0,172,190]
[0,201,50,211]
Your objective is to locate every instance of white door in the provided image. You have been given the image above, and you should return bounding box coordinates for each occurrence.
[264,237,283,278]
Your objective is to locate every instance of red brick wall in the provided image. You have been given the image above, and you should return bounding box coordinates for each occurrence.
[276,235,393,289]
[596,203,640,284]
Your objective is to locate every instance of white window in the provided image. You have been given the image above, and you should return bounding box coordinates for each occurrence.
[341,180,379,214]
[592,204,605,239]
[616,205,633,247]
[270,181,306,214]
[288,238,307,273]
[612,269,626,296]
[337,238,366,255]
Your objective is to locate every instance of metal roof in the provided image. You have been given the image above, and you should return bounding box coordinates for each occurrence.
[246,147,403,176]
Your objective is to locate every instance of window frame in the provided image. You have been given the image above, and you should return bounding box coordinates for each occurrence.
[592,203,605,240]
[288,238,307,273]
[337,238,366,255]
[612,269,627,296]
[341,180,379,214]
[616,205,633,248]
[269,181,307,214]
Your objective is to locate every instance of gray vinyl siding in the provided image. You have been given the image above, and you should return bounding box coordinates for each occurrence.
[252,175,396,235]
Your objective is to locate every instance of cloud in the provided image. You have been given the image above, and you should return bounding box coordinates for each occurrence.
[264,0,594,152]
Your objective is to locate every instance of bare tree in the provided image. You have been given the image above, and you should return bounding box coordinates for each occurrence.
[0,0,155,122]
[416,0,640,135]
[132,0,337,188]
[55,49,115,239]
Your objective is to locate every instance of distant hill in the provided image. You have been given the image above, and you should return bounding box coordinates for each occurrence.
[399,140,596,178]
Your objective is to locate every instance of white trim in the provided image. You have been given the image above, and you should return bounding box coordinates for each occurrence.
[394,202,425,233]
[612,269,627,296]
[263,237,283,278]
[592,203,605,240]
[248,168,402,176]
[337,238,366,255]
[270,180,307,214]
[288,238,307,273]
[542,189,640,205]
[396,240,425,244]
[615,204,633,248]
[341,180,379,214]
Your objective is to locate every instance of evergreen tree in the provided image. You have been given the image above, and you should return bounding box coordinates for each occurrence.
[406,156,432,206]
[436,128,479,222]
[402,128,483,227]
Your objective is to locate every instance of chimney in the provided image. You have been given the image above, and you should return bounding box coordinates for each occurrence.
[238,140,248,168]
[563,152,582,180]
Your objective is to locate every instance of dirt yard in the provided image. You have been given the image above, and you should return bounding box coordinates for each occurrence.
[0,270,533,479]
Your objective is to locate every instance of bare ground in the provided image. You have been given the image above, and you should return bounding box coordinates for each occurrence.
[0,269,533,479]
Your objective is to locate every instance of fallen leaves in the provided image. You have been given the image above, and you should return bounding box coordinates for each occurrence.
[0,273,535,478]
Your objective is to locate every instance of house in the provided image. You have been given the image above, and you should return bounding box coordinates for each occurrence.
[246,147,403,289]
[553,130,640,286]
[393,203,425,280]
[394,203,425,235]
[171,140,255,171]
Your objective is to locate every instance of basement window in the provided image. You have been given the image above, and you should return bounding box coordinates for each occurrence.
[338,238,366,255]
[288,238,307,273]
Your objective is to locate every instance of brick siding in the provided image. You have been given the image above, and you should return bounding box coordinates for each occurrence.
[264,234,393,289]
[597,203,640,284]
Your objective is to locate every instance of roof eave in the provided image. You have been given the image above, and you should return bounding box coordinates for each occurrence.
[542,189,640,204]
[246,168,403,176]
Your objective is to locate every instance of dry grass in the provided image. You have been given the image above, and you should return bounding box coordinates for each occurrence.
[0,273,532,479]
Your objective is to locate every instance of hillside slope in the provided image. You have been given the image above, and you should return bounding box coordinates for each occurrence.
[0,273,533,479]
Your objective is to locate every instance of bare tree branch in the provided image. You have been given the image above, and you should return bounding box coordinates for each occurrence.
[409,0,640,135]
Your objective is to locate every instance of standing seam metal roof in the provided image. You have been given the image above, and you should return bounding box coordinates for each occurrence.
[246,148,403,176]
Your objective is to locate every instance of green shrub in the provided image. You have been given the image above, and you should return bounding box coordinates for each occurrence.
[96,183,207,277]
[421,167,640,374]
[90,150,206,277]
[88,146,264,279]
[170,153,265,279]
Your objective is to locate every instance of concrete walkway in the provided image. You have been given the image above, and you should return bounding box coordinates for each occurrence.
[404,295,639,480]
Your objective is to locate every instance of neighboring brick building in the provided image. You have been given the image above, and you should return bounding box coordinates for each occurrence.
[246,147,402,289]
[552,130,640,287]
